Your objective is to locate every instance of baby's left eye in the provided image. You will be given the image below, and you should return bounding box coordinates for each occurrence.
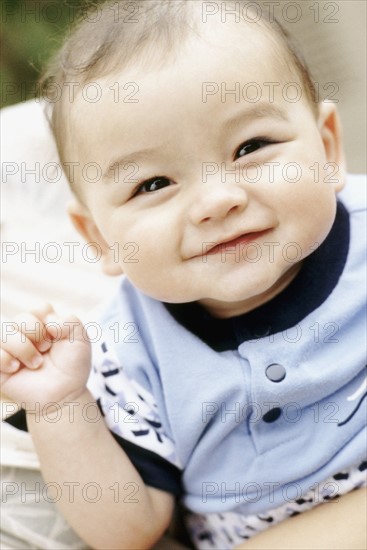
[234,139,272,160]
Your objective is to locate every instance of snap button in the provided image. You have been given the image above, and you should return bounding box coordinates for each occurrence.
[262,407,282,423]
[266,363,286,383]
[252,325,271,338]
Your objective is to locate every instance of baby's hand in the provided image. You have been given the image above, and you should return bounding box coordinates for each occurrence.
[0,304,91,410]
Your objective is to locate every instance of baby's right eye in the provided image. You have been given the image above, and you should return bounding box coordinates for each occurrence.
[135,177,171,195]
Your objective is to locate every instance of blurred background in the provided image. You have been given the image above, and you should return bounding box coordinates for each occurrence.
[1,0,366,171]
[1,0,83,105]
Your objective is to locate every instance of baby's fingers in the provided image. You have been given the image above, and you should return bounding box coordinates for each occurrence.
[0,349,21,373]
[44,313,87,344]
[1,326,44,370]
[13,311,53,353]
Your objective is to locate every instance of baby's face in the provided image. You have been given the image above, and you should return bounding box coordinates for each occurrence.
[71,21,344,318]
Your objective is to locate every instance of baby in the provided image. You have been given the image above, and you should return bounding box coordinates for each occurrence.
[1,1,366,549]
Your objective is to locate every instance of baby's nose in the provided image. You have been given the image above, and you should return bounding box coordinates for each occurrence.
[188,182,249,225]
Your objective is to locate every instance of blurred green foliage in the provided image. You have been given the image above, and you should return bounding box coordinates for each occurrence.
[1,0,87,108]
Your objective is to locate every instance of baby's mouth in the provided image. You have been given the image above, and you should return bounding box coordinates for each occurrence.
[204,229,271,255]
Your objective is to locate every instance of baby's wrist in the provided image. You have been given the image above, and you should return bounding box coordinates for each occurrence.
[25,387,94,423]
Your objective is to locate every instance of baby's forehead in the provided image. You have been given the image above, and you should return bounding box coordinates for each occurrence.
[89,18,295,102]
[71,4,296,90]
[195,16,292,73]
[147,12,292,80]
[183,14,315,115]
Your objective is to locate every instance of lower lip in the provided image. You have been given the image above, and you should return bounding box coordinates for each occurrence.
[206,229,270,255]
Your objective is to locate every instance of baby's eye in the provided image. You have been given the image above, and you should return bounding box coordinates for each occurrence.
[234,139,272,160]
[136,177,171,195]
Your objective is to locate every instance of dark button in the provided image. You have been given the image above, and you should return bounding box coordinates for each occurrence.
[266,363,286,382]
[252,325,271,338]
[262,407,282,423]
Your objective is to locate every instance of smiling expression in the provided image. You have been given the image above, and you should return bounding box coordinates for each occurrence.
[69,20,345,318]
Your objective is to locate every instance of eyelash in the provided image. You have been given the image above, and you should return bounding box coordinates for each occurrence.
[133,176,172,196]
[233,137,274,161]
[132,138,275,196]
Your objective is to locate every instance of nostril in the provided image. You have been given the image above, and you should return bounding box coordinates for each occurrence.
[202,217,211,222]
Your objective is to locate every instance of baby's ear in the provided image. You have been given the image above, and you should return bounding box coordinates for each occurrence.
[67,199,123,276]
[317,102,346,192]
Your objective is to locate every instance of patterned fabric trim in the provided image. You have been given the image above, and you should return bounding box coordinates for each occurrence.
[186,461,367,550]
[91,340,182,468]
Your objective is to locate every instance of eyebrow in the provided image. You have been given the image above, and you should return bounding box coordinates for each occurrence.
[103,148,160,179]
[223,103,289,132]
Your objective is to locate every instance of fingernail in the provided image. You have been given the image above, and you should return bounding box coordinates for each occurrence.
[45,314,59,325]
[10,359,20,371]
[30,355,43,369]
[38,341,51,352]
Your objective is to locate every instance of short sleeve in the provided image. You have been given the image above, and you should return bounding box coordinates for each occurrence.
[88,338,183,497]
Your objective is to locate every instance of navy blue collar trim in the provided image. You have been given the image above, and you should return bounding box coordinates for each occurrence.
[164,201,350,352]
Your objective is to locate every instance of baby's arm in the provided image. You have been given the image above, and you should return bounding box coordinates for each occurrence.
[1,306,174,550]
[234,487,367,550]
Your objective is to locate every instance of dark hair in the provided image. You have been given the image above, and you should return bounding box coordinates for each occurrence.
[40,0,318,194]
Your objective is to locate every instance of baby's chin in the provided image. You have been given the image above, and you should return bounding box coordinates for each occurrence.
[127,280,198,305]
[197,264,305,317]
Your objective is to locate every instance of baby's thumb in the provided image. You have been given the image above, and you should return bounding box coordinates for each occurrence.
[30,302,55,322]
[44,313,89,345]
